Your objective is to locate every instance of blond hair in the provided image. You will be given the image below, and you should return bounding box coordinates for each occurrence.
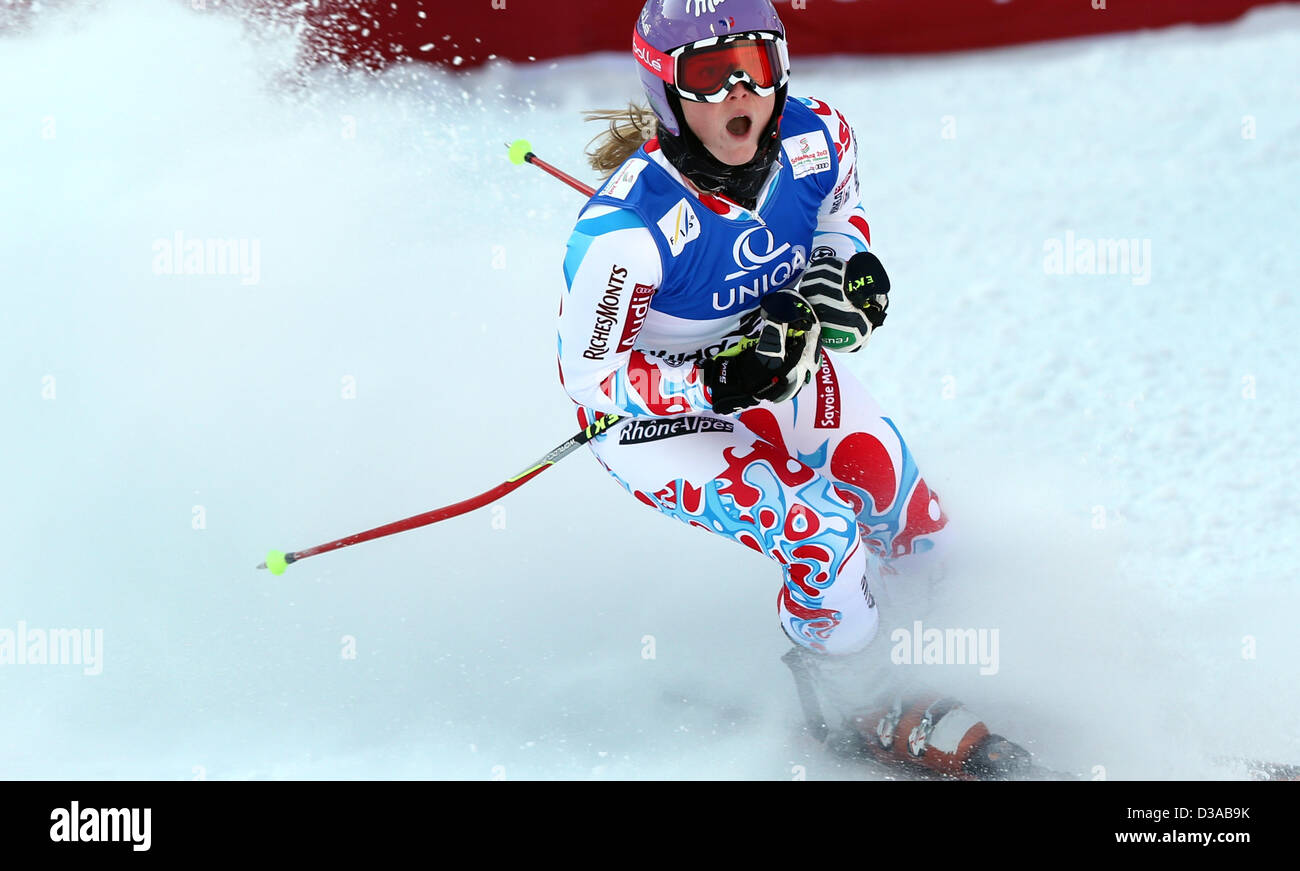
[583,103,660,175]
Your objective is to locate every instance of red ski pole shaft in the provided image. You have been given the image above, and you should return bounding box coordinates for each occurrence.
[259,143,618,575]
[506,138,596,197]
[258,413,622,573]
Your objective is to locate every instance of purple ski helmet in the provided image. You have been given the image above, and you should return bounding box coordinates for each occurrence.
[634,0,791,138]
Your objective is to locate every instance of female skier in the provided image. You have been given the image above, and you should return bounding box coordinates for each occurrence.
[558,0,1034,779]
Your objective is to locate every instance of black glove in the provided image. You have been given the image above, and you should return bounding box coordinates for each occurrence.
[796,251,890,353]
[701,290,822,415]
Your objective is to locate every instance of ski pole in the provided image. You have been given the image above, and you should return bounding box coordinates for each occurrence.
[257,413,623,575]
[506,139,596,196]
[258,142,615,575]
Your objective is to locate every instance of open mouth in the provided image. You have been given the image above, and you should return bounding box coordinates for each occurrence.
[725,114,752,138]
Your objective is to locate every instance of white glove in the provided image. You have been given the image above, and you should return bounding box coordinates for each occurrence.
[797,252,890,353]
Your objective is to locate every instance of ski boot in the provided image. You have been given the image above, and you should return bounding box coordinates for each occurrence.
[783,645,1054,781]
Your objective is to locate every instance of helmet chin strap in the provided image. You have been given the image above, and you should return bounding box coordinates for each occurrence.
[658,84,787,212]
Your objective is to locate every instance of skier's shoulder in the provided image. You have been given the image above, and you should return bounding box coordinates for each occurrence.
[565,157,666,292]
[786,95,856,159]
[565,200,658,285]
[582,138,687,215]
[571,143,661,230]
[788,94,856,131]
[573,140,706,261]
[571,201,650,240]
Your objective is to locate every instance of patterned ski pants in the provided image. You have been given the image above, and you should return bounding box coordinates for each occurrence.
[583,353,948,655]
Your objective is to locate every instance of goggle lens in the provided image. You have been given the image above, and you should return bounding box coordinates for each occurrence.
[676,38,783,98]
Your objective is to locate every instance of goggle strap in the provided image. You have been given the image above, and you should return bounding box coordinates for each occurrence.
[633,28,676,86]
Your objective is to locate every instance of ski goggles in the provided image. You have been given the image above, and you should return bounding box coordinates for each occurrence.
[634,30,790,103]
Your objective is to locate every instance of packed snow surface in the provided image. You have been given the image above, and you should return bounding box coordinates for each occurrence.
[2,1,1297,779]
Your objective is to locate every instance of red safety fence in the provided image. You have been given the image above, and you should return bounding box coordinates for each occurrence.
[1,1,1291,66]
[280,0,1295,69]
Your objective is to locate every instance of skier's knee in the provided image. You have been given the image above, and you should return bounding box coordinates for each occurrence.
[779,537,879,655]
[818,599,878,655]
